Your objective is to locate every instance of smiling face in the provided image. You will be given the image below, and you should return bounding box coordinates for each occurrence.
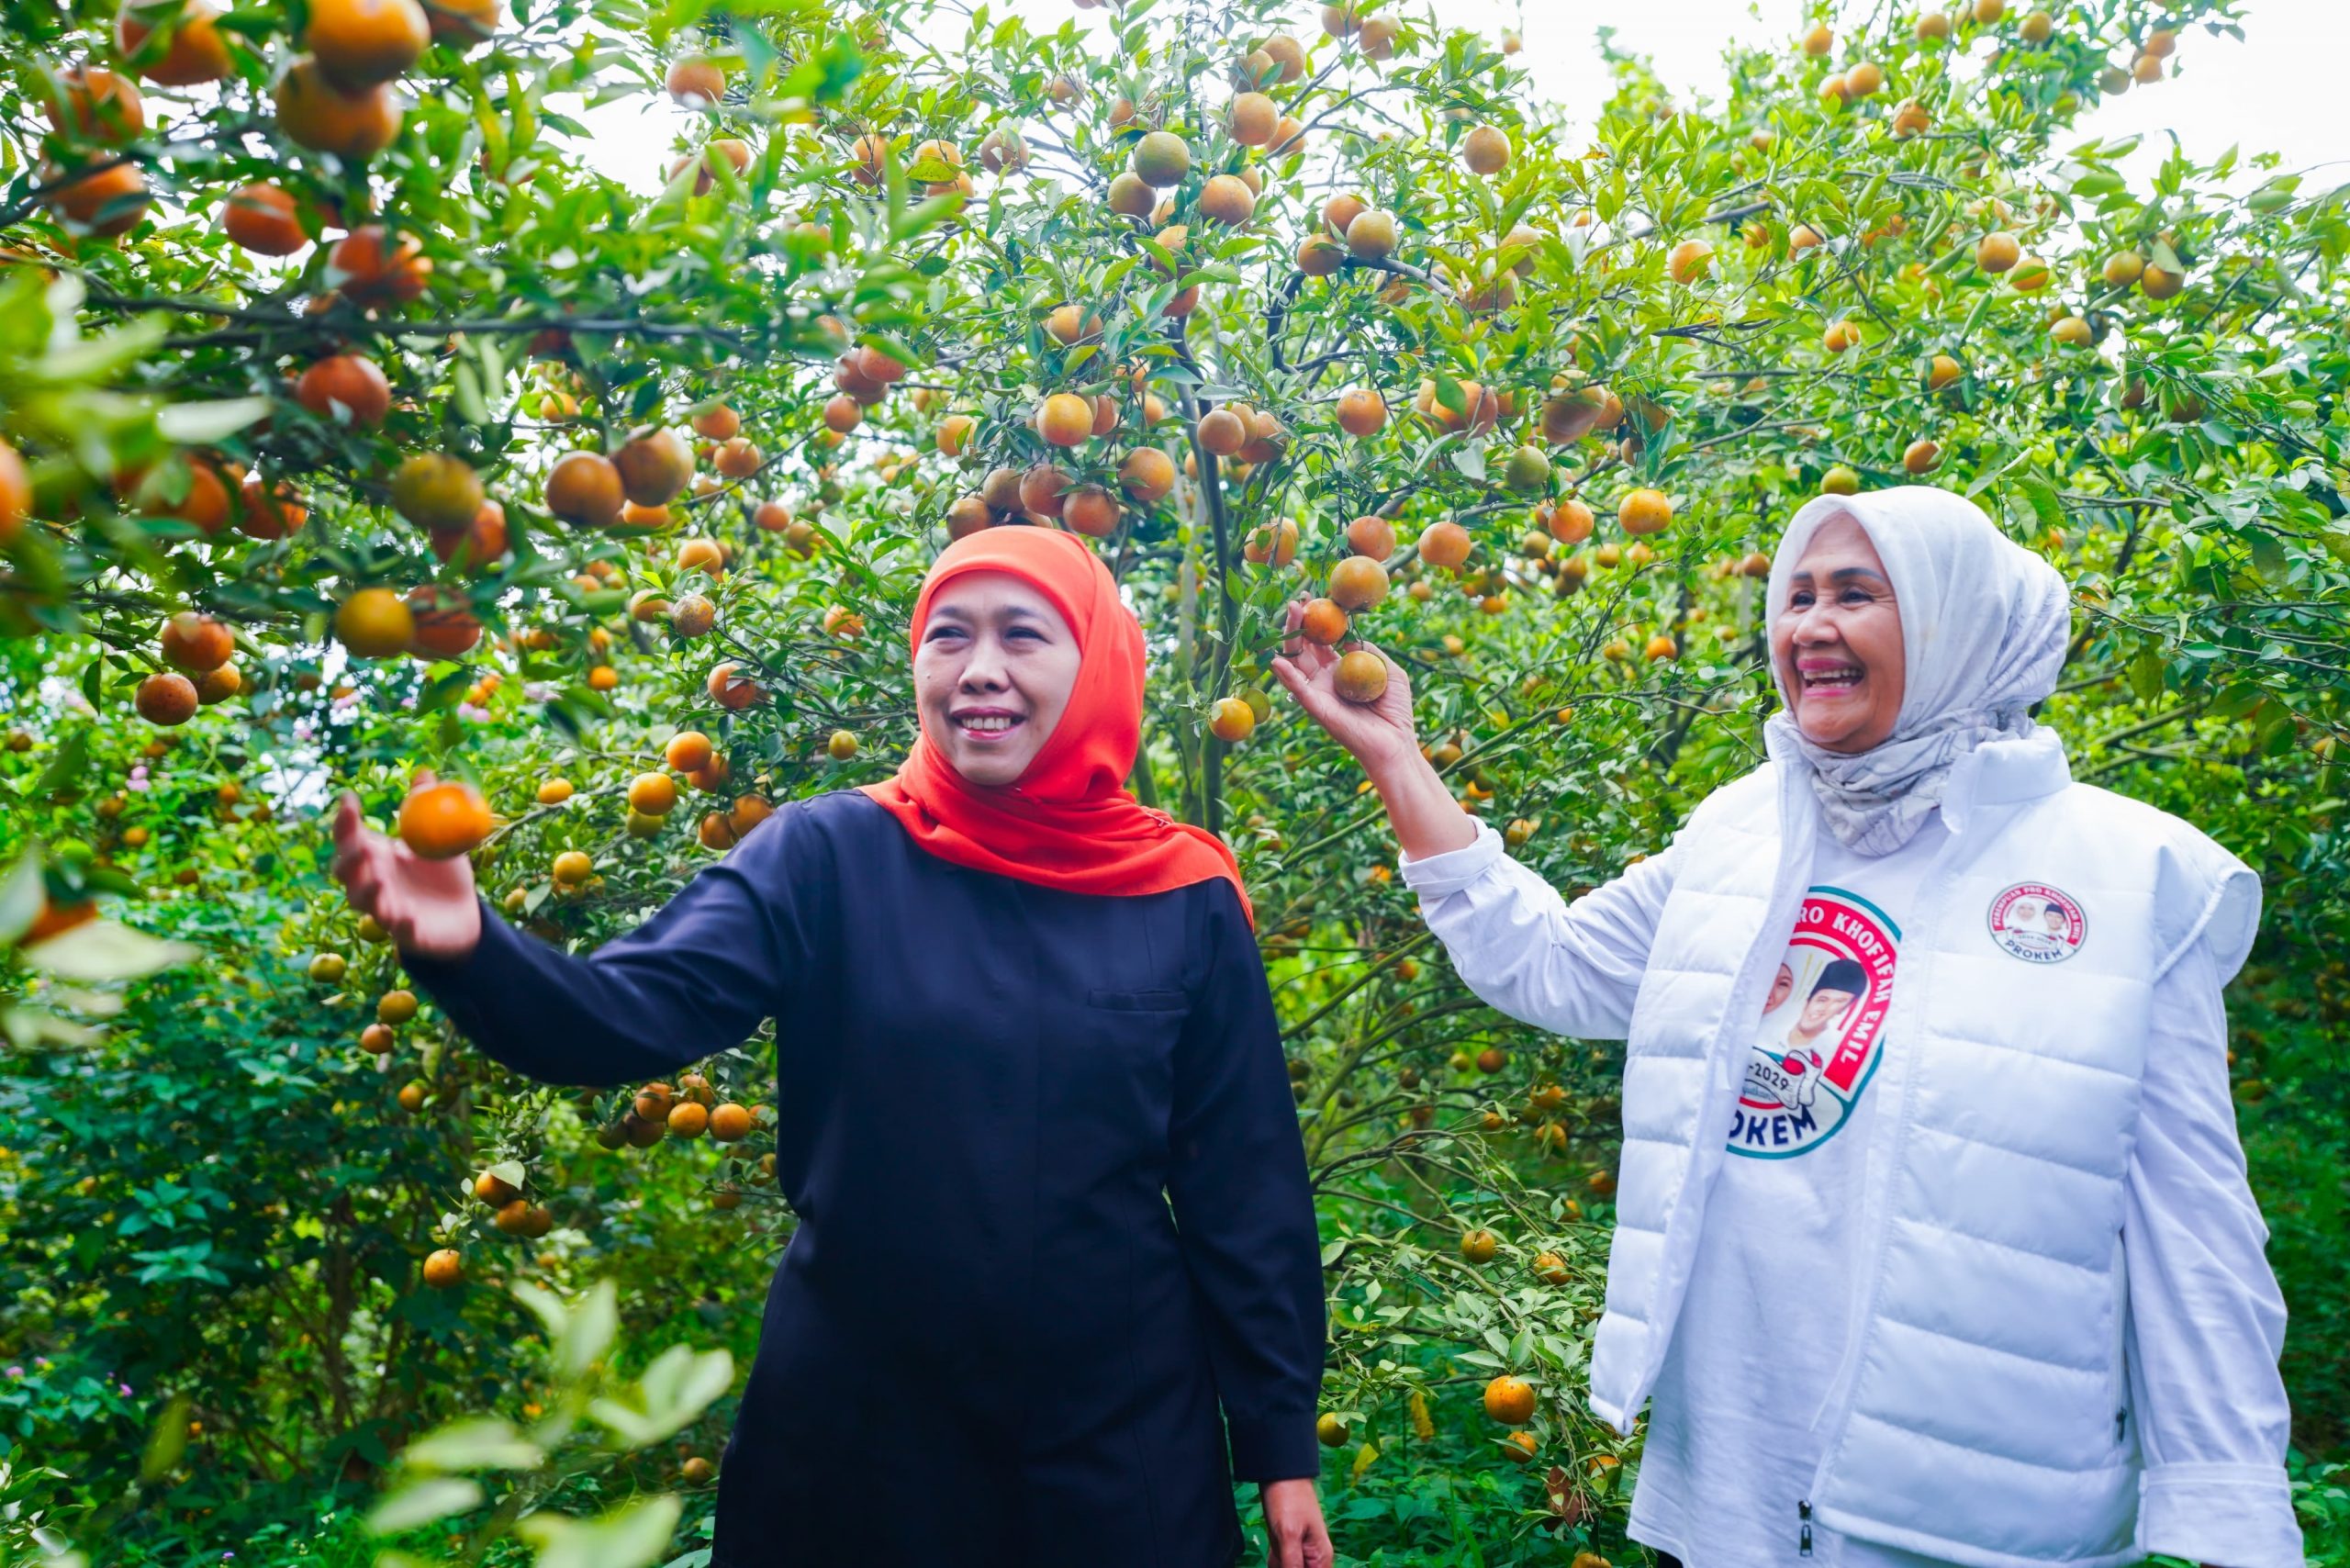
[913,571,1083,788]
[1764,962,1795,1014]
[1773,513,1906,754]
[1798,984,1857,1034]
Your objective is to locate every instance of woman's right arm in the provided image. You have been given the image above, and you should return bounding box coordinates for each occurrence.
[333,789,822,1087]
[1272,620,1673,1039]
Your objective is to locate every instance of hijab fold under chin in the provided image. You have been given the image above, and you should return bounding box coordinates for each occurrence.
[1765,487,2072,857]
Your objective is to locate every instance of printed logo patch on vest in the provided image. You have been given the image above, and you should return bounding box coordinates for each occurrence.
[1986,882,2087,964]
[1729,886,1897,1159]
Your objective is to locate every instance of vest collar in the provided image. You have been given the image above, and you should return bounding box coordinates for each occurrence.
[1764,723,2072,838]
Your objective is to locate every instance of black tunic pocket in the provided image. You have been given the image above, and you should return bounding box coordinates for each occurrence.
[1086,987,1188,1012]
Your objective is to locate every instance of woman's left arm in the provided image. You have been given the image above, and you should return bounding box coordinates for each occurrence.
[1164,885,1330,1547]
[2124,934,2304,1568]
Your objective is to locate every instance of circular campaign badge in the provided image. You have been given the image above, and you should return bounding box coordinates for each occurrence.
[1986,882,2087,964]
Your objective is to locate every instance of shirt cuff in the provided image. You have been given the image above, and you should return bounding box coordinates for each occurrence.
[1225,1410,1322,1483]
[2138,1462,2305,1568]
[1397,819,1507,897]
[397,897,509,1000]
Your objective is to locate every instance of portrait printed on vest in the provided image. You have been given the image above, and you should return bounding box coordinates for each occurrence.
[1986,881,2087,964]
[1730,887,1896,1158]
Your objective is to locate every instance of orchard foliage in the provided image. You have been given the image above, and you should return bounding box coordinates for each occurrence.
[3,0,2348,1561]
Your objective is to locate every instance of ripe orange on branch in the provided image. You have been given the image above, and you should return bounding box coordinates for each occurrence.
[307,0,430,90]
[115,0,233,85]
[274,58,404,159]
[159,612,233,673]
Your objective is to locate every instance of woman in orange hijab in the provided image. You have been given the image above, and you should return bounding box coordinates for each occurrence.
[332,526,1333,1568]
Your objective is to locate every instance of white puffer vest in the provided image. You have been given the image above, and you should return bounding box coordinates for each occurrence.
[1590,727,2260,1568]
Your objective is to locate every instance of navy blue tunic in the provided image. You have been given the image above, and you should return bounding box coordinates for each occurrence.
[402,790,1325,1567]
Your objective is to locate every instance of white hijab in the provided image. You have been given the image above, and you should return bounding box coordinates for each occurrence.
[1764,487,2072,857]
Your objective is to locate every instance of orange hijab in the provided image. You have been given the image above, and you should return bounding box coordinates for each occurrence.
[858,527,1253,926]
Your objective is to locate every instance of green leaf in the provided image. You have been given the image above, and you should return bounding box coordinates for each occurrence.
[20,919,198,982]
[33,730,89,796]
[514,1496,682,1568]
[155,397,270,444]
[401,1417,545,1473]
[0,848,46,947]
[366,1477,486,1535]
[557,1279,619,1379]
[2014,475,2065,534]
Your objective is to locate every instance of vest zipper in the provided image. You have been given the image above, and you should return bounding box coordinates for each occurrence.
[1798,1498,1814,1557]
[1803,812,1977,1513]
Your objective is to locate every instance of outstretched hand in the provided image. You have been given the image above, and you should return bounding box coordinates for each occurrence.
[330,774,484,961]
[1268,599,1418,776]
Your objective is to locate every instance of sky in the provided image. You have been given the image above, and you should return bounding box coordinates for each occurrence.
[574,0,2349,196]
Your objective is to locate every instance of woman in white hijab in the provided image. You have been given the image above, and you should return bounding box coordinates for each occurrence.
[1278,487,2301,1568]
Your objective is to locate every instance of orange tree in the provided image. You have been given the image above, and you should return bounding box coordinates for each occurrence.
[4,0,2348,1561]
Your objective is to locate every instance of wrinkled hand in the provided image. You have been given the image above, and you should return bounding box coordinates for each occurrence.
[1269,599,1418,776]
[330,775,483,961]
[1260,1478,1333,1568]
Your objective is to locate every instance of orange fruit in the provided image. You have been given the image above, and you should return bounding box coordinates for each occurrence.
[1299,599,1348,645]
[707,661,763,711]
[1975,230,2020,274]
[610,426,690,506]
[728,794,774,838]
[1344,515,1396,561]
[628,773,678,816]
[1130,130,1190,186]
[135,671,198,726]
[421,1249,463,1287]
[390,453,484,532]
[0,441,28,543]
[399,780,491,860]
[1459,1227,1500,1264]
[274,58,404,158]
[1484,1375,1536,1425]
[1035,393,1095,447]
[712,437,761,479]
[116,0,233,85]
[709,1102,753,1141]
[334,588,413,657]
[361,1023,397,1054]
[1617,488,1673,535]
[1328,555,1389,611]
[1208,697,1256,744]
[1903,438,1942,474]
[691,402,741,441]
[295,353,392,427]
[1334,650,1388,705]
[1064,485,1122,538]
[666,731,714,772]
[423,0,498,40]
[46,160,149,237]
[221,184,308,254]
[1337,387,1387,437]
[375,988,418,1025]
[545,451,625,527]
[1344,208,1398,259]
[1242,518,1298,566]
[1018,464,1070,519]
[666,1101,710,1138]
[160,611,234,673]
[551,849,592,886]
[429,499,508,572]
[1416,520,1472,568]
[307,0,430,90]
[1117,448,1175,504]
[666,57,726,106]
[1196,409,1247,456]
[404,585,481,658]
[328,225,431,307]
[1197,174,1256,226]
[44,66,147,142]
